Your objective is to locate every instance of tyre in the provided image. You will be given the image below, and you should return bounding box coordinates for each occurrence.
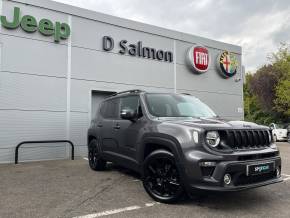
[288,133,290,143]
[88,139,107,171]
[142,149,184,203]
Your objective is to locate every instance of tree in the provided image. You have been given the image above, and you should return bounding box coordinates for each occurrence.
[274,79,290,118]
[271,44,290,121]
[244,43,290,124]
[248,65,279,113]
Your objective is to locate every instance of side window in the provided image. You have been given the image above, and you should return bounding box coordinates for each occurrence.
[120,96,142,118]
[100,99,119,119]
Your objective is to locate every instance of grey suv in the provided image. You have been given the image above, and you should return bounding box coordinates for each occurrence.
[87,90,282,203]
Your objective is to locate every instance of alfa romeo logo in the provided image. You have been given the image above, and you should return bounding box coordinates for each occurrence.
[217,51,238,78]
[186,45,210,73]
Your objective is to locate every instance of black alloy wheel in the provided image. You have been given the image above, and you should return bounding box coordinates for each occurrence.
[88,139,106,171]
[142,150,184,203]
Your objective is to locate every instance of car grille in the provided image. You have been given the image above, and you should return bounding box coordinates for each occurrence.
[220,129,271,150]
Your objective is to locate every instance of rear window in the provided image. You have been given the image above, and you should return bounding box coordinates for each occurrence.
[100,98,119,119]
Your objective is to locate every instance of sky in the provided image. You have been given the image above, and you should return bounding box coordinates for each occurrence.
[53,0,290,73]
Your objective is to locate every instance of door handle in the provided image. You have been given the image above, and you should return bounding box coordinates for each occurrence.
[97,123,103,128]
[114,124,121,130]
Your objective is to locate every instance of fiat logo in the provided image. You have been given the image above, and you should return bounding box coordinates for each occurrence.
[187,45,210,73]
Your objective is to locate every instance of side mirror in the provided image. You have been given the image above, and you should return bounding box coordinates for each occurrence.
[120,108,136,121]
[269,126,274,130]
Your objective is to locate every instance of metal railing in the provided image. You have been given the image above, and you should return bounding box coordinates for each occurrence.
[15,140,75,164]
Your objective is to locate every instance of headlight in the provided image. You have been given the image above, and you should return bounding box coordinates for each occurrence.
[206,131,220,148]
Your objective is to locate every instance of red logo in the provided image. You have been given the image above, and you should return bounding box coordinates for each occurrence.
[187,45,210,73]
[193,47,209,71]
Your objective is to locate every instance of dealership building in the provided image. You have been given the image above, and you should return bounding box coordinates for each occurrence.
[0,0,243,163]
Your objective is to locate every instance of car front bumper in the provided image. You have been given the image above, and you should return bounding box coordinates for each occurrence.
[182,150,282,192]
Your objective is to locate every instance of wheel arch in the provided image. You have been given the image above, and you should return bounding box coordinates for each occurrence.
[139,134,183,165]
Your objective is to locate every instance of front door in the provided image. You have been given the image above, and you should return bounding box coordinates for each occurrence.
[113,95,143,161]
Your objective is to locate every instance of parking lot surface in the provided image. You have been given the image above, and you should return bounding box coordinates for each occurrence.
[0,142,290,218]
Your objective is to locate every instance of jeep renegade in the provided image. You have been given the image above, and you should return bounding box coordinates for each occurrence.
[87,90,282,203]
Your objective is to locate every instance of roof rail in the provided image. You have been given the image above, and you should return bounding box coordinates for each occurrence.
[181,93,192,95]
[108,89,144,98]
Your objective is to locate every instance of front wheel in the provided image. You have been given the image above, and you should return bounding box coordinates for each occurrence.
[88,139,106,171]
[142,150,184,203]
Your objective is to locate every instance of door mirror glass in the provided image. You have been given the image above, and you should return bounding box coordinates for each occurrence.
[120,108,136,120]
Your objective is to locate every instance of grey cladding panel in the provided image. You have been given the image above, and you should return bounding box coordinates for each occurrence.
[0,110,66,148]
[176,64,243,95]
[1,35,68,77]
[70,112,89,146]
[75,145,87,157]
[18,144,67,162]
[71,47,174,88]
[0,148,13,163]
[0,72,67,111]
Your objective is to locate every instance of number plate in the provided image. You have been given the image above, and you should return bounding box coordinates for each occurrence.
[246,162,275,176]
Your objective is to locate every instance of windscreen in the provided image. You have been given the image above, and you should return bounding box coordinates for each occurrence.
[145,94,217,118]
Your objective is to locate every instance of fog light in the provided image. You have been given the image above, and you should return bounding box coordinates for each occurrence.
[199,161,217,167]
[276,168,281,177]
[224,174,232,185]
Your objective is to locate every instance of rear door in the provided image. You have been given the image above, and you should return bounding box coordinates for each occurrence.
[98,98,120,154]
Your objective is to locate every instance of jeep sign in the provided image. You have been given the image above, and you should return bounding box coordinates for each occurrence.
[0,7,71,42]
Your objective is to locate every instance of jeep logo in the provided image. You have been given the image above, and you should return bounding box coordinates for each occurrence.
[0,7,71,42]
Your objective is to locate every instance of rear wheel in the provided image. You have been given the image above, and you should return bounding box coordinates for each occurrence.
[88,139,106,171]
[142,150,184,203]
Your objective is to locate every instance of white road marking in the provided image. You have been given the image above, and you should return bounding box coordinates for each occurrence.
[73,202,159,218]
[145,202,159,207]
[83,157,88,161]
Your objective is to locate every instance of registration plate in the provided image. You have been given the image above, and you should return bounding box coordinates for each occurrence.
[246,162,275,176]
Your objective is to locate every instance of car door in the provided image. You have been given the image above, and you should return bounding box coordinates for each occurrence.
[113,95,143,162]
[98,98,119,154]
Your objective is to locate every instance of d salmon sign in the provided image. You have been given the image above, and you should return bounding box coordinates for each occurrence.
[217,51,238,78]
[186,45,210,73]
